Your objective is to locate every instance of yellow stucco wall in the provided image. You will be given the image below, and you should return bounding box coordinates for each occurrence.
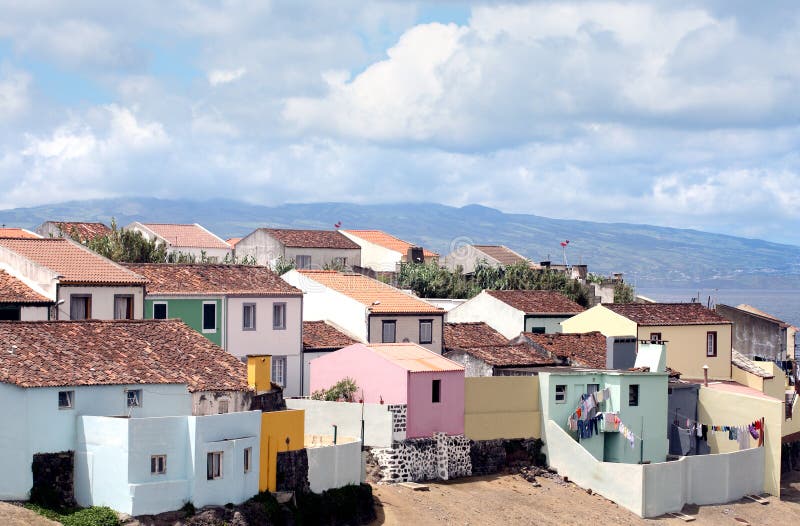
[697,386,782,496]
[464,376,540,440]
[247,355,272,392]
[639,324,731,380]
[560,305,637,337]
[762,363,787,401]
[260,409,305,492]
[731,365,765,393]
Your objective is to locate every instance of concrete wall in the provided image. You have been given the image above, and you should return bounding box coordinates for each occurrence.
[446,291,524,339]
[259,410,305,492]
[444,247,501,274]
[639,324,732,380]
[444,350,495,377]
[560,304,637,337]
[285,247,361,270]
[716,304,787,361]
[236,230,360,269]
[407,371,464,438]
[524,315,569,334]
[368,314,444,354]
[464,376,540,440]
[286,399,393,448]
[57,285,145,320]
[0,247,59,299]
[306,438,363,493]
[20,306,49,320]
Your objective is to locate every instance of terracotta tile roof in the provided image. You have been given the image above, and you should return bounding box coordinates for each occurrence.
[522,331,608,369]
[604,303,731,326]
[226,237,242,247]
[123,263,301,296]
[485,290,585,314]
[139,223,230,249]
[52,222,110,242]
[263,228,360,249]
[731,350,774,379]
[298,270,444,314]
[450,344,556,367]
[472,245,528,266]
[0,228,41,239]
[367,343,464,372]
[0,238,146,286]
[342,230,437,259]
[0,270,52,304]
[0,320,250,391]
[443,322,508,351]
[303,321,360,351]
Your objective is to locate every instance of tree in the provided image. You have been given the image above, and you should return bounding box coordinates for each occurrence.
[310,378,359,402]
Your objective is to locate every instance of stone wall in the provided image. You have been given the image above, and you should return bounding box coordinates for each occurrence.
[388,404,407,441]
[251,387,287,412]
[469,438,546,476]
[30,451,75,508]
[372,433,471,483]
[276,449,310,494]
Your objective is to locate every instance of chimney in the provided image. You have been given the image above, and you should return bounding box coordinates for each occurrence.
[247,355,272,392]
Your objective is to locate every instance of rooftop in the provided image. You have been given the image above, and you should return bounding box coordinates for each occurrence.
[472,245,528,266]
[0,270,52,304]
[47,222,110,242]
[0,320,249,391]
[731,350,774,379]
[448,344,556,368]
[303,321,360,351]
[226,237,242,247]
[443,322,509,350]
[521,331,607,369]
[366,343,465,372]
[136,223,230,249]
[0,238,146,286]
[342,230,437,258]
[485,290,585,314]
[262,228,360,249]
[123,263,301,296]
[0,228,41,239]
[296,270,444,314]
[604,302,731,326]
[729,304,790,328]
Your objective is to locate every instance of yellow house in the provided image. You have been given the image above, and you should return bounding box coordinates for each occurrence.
[561,303,732,380]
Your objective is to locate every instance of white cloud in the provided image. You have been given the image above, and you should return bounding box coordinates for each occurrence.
[0,67,31,120]
[208,68,247,86]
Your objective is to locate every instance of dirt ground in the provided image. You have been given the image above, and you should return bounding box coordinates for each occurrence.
[370,471,800,525]
[0,503,59,526]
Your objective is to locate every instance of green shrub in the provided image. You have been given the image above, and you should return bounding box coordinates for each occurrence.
[24,504,120,526]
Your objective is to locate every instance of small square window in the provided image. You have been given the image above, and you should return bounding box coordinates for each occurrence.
[555,385,566,404]
[432,379,441,403]
[153,302,168,319]
[629,384,640,407]
[58,390,74,409]
[243,304,256,331]
[244,447,252,473]
[273,303,286,330]
[295,255,311,269]
[151,455,167,475]
[218,400,229,414]
[127,389,142,408]
[207,451,223,480]
[649,332,662,343]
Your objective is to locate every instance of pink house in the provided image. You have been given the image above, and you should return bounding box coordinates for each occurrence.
[310,343,465,438]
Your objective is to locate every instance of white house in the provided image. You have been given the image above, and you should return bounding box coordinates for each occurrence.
[339,229,438,272]
[0,269,53,320]
[446,289,586,338]
[235,228,361,270]
[0,237,146,320]
[125,222,232,262]
[124,263,305,397]
[0,319,259,513]
[443,244,531,274]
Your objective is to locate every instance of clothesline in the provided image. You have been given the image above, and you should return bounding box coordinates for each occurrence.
[670,408,764,431]
[567,388,644,446]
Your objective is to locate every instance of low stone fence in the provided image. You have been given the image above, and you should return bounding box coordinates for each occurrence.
[372,433,471,483]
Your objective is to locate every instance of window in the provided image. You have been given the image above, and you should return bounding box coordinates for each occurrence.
[244,447,252,473]
[243,303,256,330]
[153,302,168,319]
[207,451,223,480]
[114,295,134,320]
[649,332,662,343]
[69,295,92,320]
[0,306,20,321]
[218,400,229,414]
[419,320,433,344]
[295,255,311,269]
[58,390,74,409]
[333,257,347,268]
[126,389,142,408]
[432,379,441,403]
[555,385,567,404]
[272,303,286,330]
[271,356,287,386]
[629,384,639,406]
[529,327,546,334]
[707,331,717,357]
[202,302,217,332]
[587,383,599,395]
[151,455,167,475]
[382,320,396,343]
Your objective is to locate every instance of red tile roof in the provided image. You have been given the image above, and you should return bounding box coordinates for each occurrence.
[0,270,52,304]
[0,238,146,286]
[263,229,360,249]
[342,230,437,259]
[604,303,731,326]
[138,223,230,249]
[297,270,444,314]
[367,343,464,372]
[485,290,585,314]
[472,245,528,266]
[123,264,301,296]
[0,320,250,391]
[226,237,242,247]
[449,344,556,367]
[303,321,360,351]
[52,222,110,242]
[0,228,41,239]
[443,322,508,351]
[522,331,608,369]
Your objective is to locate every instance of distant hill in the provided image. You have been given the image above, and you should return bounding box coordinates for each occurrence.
[2,197,798,289]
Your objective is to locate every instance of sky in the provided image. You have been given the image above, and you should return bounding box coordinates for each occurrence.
[0,1,798,245]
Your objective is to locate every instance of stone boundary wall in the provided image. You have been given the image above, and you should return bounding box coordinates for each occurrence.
[276,449,310,494]
[30,451,75,508]
[388,404,407,441]
[373,433,471,483]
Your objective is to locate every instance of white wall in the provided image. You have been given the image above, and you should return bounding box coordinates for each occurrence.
[446,291,524,339]
[235,230,361,269]
[56,285,145,320]
[75,417,133,512]
[285,247,361,270]
[286,399,393,448]
[21,306,49,320]
[339,232,401,272]
[306,438,363,493]
[0,248,59,299]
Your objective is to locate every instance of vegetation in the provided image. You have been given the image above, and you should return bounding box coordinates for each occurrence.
[310,377,359,402]
[272,256,296,275]
[614,280,636,303]
[25,504,120,526]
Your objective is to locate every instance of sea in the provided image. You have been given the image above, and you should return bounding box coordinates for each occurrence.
[636,288,800,329]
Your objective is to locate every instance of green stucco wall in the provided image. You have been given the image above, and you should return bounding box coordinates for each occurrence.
[144,298,223,346]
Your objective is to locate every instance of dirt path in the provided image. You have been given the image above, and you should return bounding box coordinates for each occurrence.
[370,471,800,525]
[0,503,59,526]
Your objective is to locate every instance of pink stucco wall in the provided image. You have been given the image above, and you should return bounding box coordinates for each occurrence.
[406,371,465,438]
[309,344,408,404]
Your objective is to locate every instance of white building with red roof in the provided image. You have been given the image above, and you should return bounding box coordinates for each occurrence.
[126,222,232,262]
[340,229,438,272]
[235,228,361,270]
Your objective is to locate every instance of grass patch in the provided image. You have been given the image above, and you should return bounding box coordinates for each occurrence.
[24,503,120,526]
